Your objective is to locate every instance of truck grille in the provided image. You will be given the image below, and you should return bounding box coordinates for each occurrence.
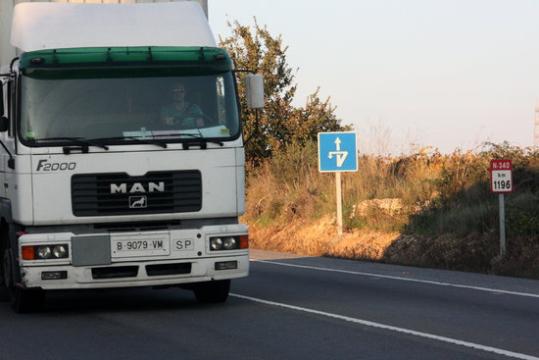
[72,171,202,216]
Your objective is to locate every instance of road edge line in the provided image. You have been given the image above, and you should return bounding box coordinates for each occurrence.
[231,293,539,360]
[253,260,539,299]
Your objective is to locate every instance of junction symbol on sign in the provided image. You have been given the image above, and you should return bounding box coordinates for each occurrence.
[328,137,349,167]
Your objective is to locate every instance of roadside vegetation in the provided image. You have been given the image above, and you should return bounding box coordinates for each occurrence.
[244,142,539,278]
[223,21,539,279]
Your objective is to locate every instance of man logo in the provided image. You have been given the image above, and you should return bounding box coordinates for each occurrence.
[129,196,147,209]
[110,182,165,194]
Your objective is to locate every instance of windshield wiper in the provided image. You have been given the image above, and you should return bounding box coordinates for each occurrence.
[152,132,224,149]
[29,137,110,154]
[86,136,168,149]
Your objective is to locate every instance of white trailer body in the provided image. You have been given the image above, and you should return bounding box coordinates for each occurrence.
[0,1,252,312]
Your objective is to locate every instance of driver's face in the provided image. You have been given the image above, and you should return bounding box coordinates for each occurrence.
[172,85,186,101]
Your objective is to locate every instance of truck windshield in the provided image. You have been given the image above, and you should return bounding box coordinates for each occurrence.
[19,73,240,145]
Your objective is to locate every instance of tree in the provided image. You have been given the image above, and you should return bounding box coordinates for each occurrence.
[219,20,347,166]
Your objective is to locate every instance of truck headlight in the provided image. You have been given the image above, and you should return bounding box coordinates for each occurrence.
[52,245,68,259]
[21,244,69,260]
[209,236,247,251]
[36,246,52,259]
[223,237,239,250]
[210,237,223,251]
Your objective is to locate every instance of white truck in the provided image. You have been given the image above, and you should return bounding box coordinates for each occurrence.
[0,0,262,312]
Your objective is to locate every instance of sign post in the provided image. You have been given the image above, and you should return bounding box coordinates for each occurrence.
[489,159,513,257]
[318,132,358,237]
[499,193,506,256]
[336,172,343,235]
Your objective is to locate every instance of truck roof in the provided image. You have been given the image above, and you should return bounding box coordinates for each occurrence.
[11,2,216,53]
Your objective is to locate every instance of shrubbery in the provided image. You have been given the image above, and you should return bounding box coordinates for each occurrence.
[245,142,539,278]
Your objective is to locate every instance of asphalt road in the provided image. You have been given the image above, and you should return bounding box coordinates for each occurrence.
[1,249,539,360]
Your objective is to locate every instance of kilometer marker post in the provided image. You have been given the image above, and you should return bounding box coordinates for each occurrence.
[499,193,506,256]
[489,159,513,257]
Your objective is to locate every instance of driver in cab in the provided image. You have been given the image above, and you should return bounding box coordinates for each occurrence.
[160,82,205,129]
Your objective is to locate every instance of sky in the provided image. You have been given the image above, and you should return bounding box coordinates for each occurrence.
[209,0,539,154]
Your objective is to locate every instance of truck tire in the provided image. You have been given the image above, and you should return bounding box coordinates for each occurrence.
[10,287,45,314]
[193,280,230,303]
[0,226,8,302]
[0,287,7,302]
[0,248,10,302]
[2,248,44,313]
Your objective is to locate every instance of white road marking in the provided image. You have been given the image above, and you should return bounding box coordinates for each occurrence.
[253,260,539,299]
[231,293,539,360]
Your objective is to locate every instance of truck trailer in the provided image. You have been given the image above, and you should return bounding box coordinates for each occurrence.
[0,0,262,312]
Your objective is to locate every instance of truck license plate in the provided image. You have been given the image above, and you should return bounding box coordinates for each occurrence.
[111,236,170,258]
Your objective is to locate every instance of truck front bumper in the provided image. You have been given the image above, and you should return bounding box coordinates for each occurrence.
[16,224,249,290]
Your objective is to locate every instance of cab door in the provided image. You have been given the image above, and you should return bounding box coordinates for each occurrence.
[0,76,17,199]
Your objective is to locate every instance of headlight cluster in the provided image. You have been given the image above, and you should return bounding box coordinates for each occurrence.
[209,235,248,251]
[22,244,69,260]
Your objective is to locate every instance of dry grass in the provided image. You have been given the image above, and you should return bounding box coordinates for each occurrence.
[245,142,539,278]
[248,215,399,260]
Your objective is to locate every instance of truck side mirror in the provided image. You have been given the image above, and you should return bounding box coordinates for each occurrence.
[0,116,8,132]
[245,74,265,109]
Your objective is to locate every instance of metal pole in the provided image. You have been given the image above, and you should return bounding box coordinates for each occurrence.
[336,172,343,237]
[499,193,506,256]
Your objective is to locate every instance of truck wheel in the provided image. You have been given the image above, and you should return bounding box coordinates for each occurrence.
[2,248,44,313]
[193,280,230,303]
[10,287,45,314]
[0,249,11,302]
[0,287,7,302]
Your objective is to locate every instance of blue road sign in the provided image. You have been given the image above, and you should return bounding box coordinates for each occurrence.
[318,132,358,172]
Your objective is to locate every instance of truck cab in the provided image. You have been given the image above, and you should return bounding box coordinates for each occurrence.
[0,1,261,312]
